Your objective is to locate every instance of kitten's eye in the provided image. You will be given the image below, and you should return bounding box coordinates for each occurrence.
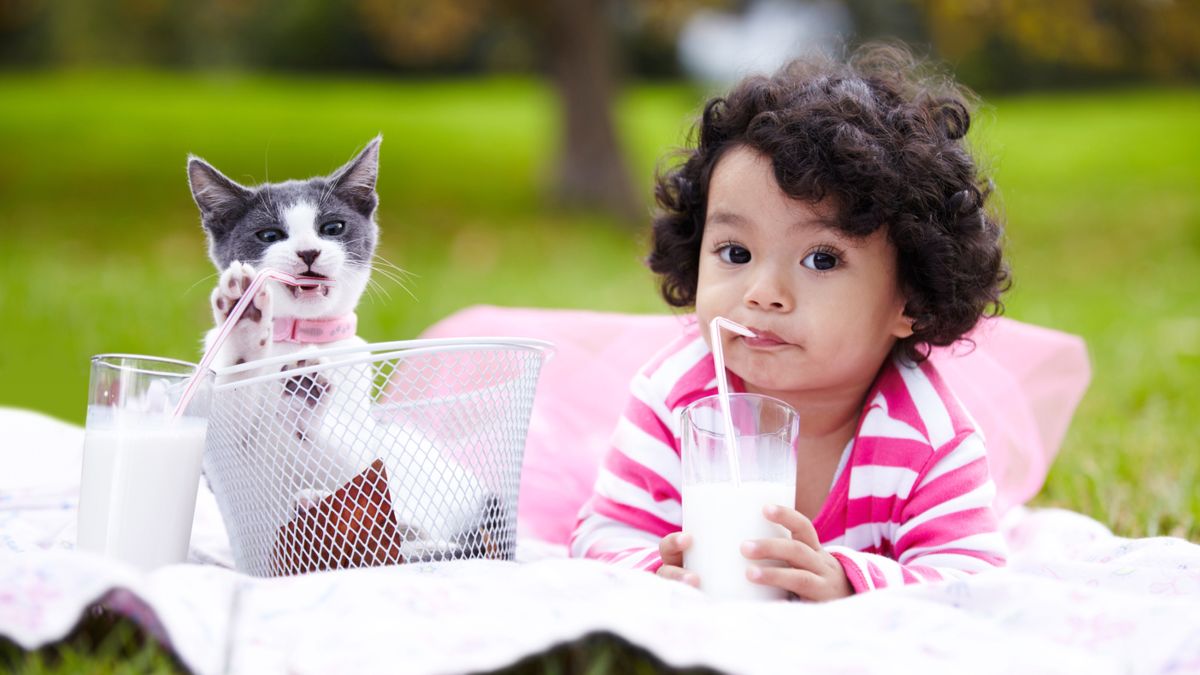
[718,244,751,265]
[801,250,839,271]
[256,228,285,243]
[320,221,345,237]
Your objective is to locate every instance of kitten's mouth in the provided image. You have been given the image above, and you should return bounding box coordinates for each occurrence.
[290,273,331,299]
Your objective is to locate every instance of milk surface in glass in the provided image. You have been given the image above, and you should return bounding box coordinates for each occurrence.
[76,408,208,571]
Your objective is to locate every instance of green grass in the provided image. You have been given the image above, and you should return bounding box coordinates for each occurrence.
[0,71,683,425]
[0,612,183,674]
[0,613,714,675]
[0,71,1197,670]
[972,90,1200,538]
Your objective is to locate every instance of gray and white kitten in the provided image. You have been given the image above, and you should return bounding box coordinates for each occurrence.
[188,138,494,560]
[188,137,380,368]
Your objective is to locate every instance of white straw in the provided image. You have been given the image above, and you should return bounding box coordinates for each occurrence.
[709,317,755,486]
[172,269,334,418]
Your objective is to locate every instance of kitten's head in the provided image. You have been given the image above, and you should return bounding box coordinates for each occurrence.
[188,137,381,319]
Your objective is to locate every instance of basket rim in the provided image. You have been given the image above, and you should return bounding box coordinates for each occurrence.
[211,336,555,391]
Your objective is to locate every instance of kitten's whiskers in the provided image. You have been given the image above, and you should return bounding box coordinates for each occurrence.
[356,254,417,302]
[259,154,280,218]
[317,176,337,209]
[185,271,220,297]
[362,275,393,303]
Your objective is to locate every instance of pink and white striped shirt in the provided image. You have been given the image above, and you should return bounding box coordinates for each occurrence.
[569,322,1007,593]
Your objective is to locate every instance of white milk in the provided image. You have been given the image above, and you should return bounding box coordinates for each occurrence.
[683,480,794,601]
[76,408,208,571]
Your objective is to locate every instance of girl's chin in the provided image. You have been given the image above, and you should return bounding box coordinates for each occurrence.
[741,380,796,397]
[732,360,811,397]
[735,370,798,397]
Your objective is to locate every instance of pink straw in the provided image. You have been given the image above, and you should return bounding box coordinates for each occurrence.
[172,269,334,418]
[709,317,755,486]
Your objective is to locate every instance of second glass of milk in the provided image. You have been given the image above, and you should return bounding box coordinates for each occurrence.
[76,354,213,572]
[681,393,798,601]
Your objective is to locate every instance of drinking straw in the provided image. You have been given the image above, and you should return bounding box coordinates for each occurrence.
[709,317,755,486]
[172,269,334,418]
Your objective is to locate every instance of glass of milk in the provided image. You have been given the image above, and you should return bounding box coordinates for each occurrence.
[681,393,799,601]
[76,354,213,571]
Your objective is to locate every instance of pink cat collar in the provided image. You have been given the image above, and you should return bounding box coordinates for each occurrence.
[273,314,358,344]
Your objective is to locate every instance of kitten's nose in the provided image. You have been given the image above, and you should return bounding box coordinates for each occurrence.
[297,250,321,267]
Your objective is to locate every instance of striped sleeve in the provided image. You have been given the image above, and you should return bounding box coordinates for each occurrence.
[826,429,1007,592]
[570,330,712,571]
[568,370,686,571]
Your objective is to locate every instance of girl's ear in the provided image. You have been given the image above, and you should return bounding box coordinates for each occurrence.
[891,296,915,339]
[893,314,915,340]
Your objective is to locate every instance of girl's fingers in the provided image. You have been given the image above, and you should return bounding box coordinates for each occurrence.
[764,504,821,550]
[745,565,832,601]
[658,532,692,566]
[656,564,700,588]
[658,534,699,587]
[741,537,822,572]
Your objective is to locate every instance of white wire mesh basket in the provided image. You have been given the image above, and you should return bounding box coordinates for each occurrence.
[202,337,552,577]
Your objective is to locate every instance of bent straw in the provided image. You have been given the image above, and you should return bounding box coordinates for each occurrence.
[172,269,334,418]
[709,317,755,486]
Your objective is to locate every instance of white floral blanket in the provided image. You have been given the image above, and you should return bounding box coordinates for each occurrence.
[3,407,1199,674]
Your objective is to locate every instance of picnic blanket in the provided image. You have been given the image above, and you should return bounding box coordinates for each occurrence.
[3,406,1200,674]
[3,309,1199,673]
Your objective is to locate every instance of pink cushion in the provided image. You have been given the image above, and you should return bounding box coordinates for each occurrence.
[421,306,1091,545]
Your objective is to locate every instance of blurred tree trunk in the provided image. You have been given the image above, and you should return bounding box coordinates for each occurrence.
[532,0,641,223]
[353,0,644,223]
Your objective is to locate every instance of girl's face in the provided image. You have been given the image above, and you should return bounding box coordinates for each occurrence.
[695,146,913,406]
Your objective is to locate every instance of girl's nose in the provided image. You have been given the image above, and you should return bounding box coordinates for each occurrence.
[743,269,793,312]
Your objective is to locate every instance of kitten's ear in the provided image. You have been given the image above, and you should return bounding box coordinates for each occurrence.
[188,156,252,221]
[330,136,381,216]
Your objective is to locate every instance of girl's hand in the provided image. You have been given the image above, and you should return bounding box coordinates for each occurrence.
[656,532,700,588]
[741,504,853,601]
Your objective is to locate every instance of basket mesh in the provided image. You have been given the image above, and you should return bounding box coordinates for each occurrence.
[202,340,548,577]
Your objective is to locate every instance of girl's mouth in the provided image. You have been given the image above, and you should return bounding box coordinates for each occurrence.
[741,330,790,349]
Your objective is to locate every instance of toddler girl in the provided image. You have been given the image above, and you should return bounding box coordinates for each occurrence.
[570,44,1010,601]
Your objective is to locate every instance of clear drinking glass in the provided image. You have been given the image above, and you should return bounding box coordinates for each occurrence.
[681,393,799,601]
[76,354,213,571]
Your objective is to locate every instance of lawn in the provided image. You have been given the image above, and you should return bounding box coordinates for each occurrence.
[0,71,1197,671]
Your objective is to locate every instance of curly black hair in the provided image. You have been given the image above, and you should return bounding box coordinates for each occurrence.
[648,43,1010,363]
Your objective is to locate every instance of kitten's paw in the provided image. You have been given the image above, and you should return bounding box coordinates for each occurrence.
[210,261,272,366]
[212,261,272,325]
[281,357,334,410]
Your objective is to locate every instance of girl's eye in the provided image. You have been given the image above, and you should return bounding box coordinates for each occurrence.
[320,221,345,237]
[801,250,839,271]
[256,228,285,243]
[718,244,752,265]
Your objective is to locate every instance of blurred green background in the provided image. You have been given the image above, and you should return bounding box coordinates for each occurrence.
[2,0,1198,671]
[2,3,1198,541]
